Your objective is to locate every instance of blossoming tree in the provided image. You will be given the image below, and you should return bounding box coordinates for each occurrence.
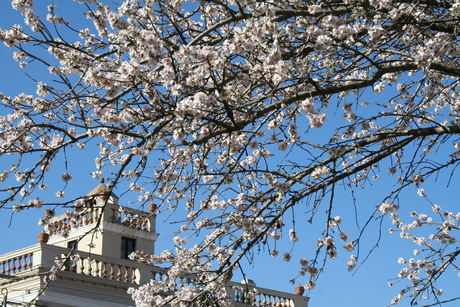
[1,0,460,306]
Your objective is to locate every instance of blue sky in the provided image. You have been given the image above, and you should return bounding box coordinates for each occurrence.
[1,1,460,307]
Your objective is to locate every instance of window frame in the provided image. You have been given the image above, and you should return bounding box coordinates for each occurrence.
[121,237,136,260]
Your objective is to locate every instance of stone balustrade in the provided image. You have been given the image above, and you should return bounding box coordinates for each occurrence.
[109,206,152,232]
[0,250,33,276]
[0,244,308,307]
[146,269,308,306]
[47,203,154,237]
[48,207,102,236]
[61,252,140,284]
[230,281,309,307]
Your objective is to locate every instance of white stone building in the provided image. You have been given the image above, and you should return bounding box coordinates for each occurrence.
[0,184,309,307]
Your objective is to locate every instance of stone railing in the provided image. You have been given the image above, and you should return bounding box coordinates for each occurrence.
[0,249,34,276]
[230,281,309,307]
[47,203,154,238]
[48,207,102,237]
[61,252,140,284]
[0,244,146,285]
[108,206,152,232]
[146,268,308,306]
[1,244,308,307]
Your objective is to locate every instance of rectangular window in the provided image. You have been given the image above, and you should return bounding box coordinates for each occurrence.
[67,240,78,250]
[121,237,136,260]
[66,240,79,272]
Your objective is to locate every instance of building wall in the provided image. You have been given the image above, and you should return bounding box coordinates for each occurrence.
[47,192,158,259]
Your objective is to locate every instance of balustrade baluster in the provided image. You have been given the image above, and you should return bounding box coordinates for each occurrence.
[124,266,130,282]
[29,253,33,269]
[235,291,241,302]
[94,259,100,277]
[11,257,17,273]
[253,294,260,306]
[17,255,23,272]
[133,269,140,284]
[79,258,85,274]
[101,261,107,278]
[261,294,268,306]
[71,260,77,273]
[117,265,122,281]
[129,267,134,282]
[84,211,89,225]
[5,259,11,275]
[87,259,93,276]
[25,253,31,270]
[109,263,115,279]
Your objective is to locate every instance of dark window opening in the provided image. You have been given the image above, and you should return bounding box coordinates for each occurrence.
[85,198,96,207]
[67,240,78,250]
[66,240,79,272]
[121,237,136,260]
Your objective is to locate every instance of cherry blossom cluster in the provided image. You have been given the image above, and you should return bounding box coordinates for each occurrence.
[43,253,81,284]
[386,189,460,305]
[2,0,460,306]
[128,246,234,307]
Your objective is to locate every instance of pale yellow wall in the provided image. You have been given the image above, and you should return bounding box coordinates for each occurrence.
[47,194,157,259]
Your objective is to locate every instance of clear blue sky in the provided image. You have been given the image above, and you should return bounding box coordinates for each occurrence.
[1,2,459,307]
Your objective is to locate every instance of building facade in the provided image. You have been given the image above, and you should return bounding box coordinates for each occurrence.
[0,184,309,307]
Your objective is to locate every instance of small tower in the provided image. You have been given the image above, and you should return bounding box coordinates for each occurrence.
[1,183,161,307]
[46,182,159,259]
